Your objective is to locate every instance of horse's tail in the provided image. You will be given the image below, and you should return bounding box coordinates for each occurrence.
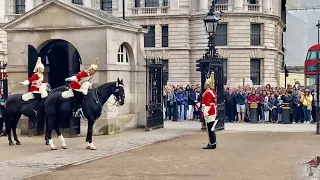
[36,98,46,136]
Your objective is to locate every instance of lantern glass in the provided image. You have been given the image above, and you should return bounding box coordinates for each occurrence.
[204,13,219,34]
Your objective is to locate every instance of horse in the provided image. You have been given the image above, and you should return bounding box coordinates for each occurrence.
[4,83,53,146]
[40,78,125,150]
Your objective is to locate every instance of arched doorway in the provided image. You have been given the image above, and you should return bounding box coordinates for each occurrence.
[28,39,81,89]
[28,39,81,135]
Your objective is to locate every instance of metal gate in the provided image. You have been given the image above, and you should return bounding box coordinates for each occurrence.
[146,57,164,131]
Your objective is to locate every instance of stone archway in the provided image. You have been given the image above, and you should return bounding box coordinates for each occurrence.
[28,39,82,133]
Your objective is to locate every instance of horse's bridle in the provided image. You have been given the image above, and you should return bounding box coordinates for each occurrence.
[92,83,124,111]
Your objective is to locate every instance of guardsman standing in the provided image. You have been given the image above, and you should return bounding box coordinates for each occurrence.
[202,74,218,149]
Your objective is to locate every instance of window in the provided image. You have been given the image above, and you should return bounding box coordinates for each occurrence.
[161,25,168,47]
[15,0,25,14]
[143,26,155,47]
[248,0,258,4]
[306,50,319,60]
[145,0,159,7]
[216,24,228,46]
[117,44,129,64]
[101,0,112,13]
[216,0,228,4]
[72,0,83,5]
[135,0,140,7]
[222,59,228,85]
[163,0,169,6]
[250,59,261,85]
[162,59,169,85]
[251,24,261,46]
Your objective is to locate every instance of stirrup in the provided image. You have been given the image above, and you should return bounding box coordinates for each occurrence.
[73,108,84,118]
[34,110,38,116]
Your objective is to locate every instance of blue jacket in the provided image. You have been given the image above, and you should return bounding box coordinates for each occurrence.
[176,92,185,105]
[236,92,246,105]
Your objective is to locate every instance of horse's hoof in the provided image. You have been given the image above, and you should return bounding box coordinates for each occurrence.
[62,145,68,149]
[16,141,22,145]
[90,146,97,150]
[9,142,14,146]
[51,147,57,150]
[86,146,91,149]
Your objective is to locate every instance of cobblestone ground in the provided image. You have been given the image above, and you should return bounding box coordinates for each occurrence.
[0,121,318,180]
[28,131,320,180]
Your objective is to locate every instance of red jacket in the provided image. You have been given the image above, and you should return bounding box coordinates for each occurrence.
[28,73,43,92]
[247,94,259,104]
[201,89,217,116]
[70,71,92,90]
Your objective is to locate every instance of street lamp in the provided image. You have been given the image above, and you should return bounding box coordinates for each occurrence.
[198,0,225,130]
[316,20,320,134]
[203,0,219,58]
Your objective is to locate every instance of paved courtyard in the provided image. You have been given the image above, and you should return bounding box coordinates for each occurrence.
[0,121,319,180]
[28,131,320,180]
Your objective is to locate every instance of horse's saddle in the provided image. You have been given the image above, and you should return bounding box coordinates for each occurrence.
[61,89,74,99]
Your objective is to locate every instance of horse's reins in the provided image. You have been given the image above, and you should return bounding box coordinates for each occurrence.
[92,84,123,113]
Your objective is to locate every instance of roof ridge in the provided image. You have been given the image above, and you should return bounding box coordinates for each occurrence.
[70,3,141,29]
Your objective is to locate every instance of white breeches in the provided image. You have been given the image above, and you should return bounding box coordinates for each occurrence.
[205,115,218,131]
[39,83,48,98]
[75,81,92,95]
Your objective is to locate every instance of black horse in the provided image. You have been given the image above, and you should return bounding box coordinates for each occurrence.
[4,83,54,146]
[41,78,125,150]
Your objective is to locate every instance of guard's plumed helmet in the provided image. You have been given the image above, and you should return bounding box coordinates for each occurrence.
[204,78,211,88]
[33,57,44,73]
[88,58,98,72]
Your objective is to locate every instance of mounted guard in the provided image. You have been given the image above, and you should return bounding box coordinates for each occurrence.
[202,72,218,150]
[63,58,98,117]
[19,57,48,102]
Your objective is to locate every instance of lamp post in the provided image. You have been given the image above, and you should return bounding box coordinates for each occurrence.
[316,21,320,134]
[198,0,225,130]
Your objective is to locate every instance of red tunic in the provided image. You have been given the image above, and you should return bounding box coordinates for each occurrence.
[28,73,43,92]
[70,71,92,90]
[201,89,217,116]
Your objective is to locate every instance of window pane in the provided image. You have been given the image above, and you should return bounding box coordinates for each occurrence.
[135,0,140,7]
[163,0,169,6]
[250,59,261,85]
[143,26,155,47]
[117,54,121,62]
[121,54,123,62]
[145,0,159,7]
[162,25,168,47]
[72,0,83,5]
[15,0,25,14]
[308,51,318,60]
[251,24,261,46]
[126,53,129,63]
[216,0,228,4]
[101,0,112,12]
[216,24,227,46]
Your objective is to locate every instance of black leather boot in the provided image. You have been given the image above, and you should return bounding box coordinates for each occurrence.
[203,143,216,149]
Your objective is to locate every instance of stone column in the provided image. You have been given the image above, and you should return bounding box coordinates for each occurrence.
[263,0,271,13]
[233,0,243,11]
[0,0,5,22]
[199,0,208,11]
[25,0,34,12]
[83,0,92,8]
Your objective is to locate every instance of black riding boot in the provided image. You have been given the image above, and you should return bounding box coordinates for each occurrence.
[32,93,41,116]
[72,90,84,118]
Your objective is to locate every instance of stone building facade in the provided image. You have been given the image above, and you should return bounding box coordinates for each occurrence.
[0,0,285,88]
[1,0,147,134]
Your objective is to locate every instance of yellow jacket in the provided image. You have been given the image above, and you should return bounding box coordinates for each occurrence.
[300,95,313,107]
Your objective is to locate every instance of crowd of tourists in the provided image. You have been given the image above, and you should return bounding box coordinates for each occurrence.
[226,82,318,124]
[164,81,319,124]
